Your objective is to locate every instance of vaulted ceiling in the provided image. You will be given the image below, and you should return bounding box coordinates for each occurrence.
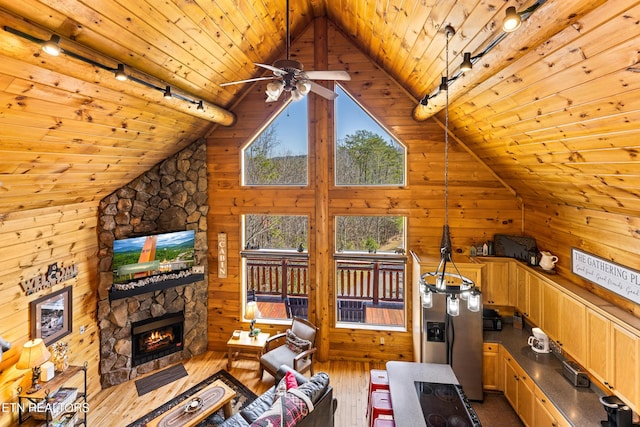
[0,0,638,215]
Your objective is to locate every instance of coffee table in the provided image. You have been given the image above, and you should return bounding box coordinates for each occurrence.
[226,330,270,370]
[146,379,236,427]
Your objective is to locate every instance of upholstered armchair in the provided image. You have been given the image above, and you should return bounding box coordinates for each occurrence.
[259,317,318,380]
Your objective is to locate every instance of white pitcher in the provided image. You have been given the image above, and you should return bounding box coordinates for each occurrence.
[539,251,558,271]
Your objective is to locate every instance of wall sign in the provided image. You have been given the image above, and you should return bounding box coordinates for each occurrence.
[20,262,78,295]
[571,248,640,305]
[218,232,227,278]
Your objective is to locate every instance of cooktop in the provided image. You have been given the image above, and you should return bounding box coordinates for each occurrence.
[414,381,482,427]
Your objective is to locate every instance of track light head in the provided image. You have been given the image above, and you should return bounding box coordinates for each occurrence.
[197,100,204,111]
[41,35,61,56]
[163,86,172,99]
[503,6,522,32]
[439,76,448,92]
[460,52,473,72]
[115,64,128,81]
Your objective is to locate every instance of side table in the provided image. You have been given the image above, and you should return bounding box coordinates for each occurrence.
[226,331,270,370]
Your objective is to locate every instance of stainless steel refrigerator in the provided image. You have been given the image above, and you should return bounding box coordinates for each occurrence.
[421,293,484,401]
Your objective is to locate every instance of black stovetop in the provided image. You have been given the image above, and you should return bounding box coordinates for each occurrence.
[414,381,481,427]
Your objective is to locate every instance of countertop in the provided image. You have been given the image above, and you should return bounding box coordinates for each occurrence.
[485,324,607,426]
[386,361,460,427]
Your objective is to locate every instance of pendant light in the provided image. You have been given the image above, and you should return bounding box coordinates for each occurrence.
[419,25,480,316]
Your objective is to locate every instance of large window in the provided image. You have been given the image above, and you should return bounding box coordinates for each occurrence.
[242,214,309,322]
[335,86,405,186]
[242,99,308,186]
[335,215,406,328]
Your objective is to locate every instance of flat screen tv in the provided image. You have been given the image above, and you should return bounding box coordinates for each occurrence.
[112,230,195,285]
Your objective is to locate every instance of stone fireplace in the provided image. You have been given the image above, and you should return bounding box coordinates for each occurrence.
[97,139,209,388]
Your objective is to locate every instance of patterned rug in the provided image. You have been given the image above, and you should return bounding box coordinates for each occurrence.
[126,369,258,427]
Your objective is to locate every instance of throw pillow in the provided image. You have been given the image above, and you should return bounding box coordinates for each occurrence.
[285,330,311,354]
[250,388,314,427]
[284,370,298,390]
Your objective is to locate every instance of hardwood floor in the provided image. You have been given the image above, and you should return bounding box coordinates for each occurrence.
[89,350,385,427]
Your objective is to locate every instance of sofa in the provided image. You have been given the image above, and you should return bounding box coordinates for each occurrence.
[219,366,337,427]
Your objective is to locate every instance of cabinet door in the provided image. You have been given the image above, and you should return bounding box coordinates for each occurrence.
[611,323,640,408]
[586,308,611,385]
[558,295,586,365]
[483,343,501,390]
[515,265,529,316]
[518,369,535,427]
[483,260,510,305]
[541,283,560,341]
[534,395,557,427]
[528,273,542,326]
[503,353,519,409]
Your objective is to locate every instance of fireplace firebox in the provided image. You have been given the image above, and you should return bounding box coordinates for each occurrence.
[131,312,184,366]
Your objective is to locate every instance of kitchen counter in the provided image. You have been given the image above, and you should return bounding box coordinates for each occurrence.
[386,361,460,427]
[485,324,607,426]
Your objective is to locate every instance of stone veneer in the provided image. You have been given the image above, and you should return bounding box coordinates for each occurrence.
[97,138,209,389]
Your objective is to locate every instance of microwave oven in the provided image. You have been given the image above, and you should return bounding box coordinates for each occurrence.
[482,308,502,331]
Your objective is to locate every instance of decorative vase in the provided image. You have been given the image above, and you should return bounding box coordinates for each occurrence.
[55,354,69,372]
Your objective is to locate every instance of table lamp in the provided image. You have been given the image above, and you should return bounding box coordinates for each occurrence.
[246,301,260,337]
[16,338,51,394]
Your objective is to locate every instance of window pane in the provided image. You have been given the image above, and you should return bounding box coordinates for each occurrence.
[243,99,308,185]
[243,214,309,321]
[334,215,406,328]
[335,86,405,186]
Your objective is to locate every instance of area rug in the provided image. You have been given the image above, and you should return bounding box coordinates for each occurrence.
[126,369,258,427]
[135,363,189,396]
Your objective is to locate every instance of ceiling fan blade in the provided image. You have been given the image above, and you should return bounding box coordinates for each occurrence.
[305,70,351,81]
[309,81,338,100]
[254,63,286,76]
[220,76,275,87]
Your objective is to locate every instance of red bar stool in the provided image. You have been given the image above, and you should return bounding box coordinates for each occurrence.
[369,390,393,427]
[367,369,390,420]
[373,419,396,427]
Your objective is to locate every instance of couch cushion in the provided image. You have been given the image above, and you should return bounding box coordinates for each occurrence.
[296,373,330,405]
[240,387,276,423]
[250,388,313,427]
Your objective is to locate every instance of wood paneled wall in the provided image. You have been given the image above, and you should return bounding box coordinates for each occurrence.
[524,200,640,318]
[205,18,522,362]
[0,202,100,427]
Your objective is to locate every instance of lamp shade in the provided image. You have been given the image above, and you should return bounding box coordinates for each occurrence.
[16,339,51,370]
[246,301,259,321]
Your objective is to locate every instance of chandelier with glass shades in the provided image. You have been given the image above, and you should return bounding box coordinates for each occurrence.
[419,25,481,317]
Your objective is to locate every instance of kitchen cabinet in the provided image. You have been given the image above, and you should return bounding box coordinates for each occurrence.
[503,349,534,426]
[586,307,610,386]
[482,342,501,391]
[534,386,571,427]
[541,283,560,340]
[541,283,587,365]
[477,257,510,306]
[515,265,541,326]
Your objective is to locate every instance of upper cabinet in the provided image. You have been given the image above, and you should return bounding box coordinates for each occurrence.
[476,257,511,306]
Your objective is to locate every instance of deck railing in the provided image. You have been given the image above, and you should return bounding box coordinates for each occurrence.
[242,251,405,305]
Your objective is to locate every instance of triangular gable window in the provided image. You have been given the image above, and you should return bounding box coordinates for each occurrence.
[335,86,405,186]
[243,98,308,186]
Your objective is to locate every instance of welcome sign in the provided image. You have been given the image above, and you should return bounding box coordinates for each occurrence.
[571,248,640,305]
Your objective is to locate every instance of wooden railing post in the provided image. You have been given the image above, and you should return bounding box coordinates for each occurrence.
[281,258,289,299]
[372,261,380,304]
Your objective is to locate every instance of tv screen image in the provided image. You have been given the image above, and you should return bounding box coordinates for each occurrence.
[113,230,195,285]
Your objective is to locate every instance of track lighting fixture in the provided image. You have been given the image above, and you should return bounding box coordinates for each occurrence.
[41,34,61,56]
[503,6,522,32]
[460,52,473,72]
[412,1,548,121]
[2,25,235,125]
[114,64,128,81]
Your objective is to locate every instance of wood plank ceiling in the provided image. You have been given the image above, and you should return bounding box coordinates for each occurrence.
[0,0,638,215]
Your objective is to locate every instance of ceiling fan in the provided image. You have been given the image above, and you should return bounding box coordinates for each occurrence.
[220,0,351,102]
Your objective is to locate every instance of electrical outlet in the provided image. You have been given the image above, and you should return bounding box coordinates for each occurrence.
[380,337,385,345]
[79,325,85,334]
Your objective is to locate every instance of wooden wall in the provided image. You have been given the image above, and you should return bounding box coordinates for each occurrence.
[205,18,522,362]
[524,200,640,318]
[0,202,100,427]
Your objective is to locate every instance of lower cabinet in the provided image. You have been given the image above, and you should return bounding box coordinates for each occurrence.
[482,343,501,391]
[501,347,570,427]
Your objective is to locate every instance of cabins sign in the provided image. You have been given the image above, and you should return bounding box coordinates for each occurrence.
[20,262,78,295]
[571,248,640,305]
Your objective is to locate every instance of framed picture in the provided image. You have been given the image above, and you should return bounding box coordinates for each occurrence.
[30,287,73,346]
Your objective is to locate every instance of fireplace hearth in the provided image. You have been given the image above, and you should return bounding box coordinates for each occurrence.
[131,312,184,366]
